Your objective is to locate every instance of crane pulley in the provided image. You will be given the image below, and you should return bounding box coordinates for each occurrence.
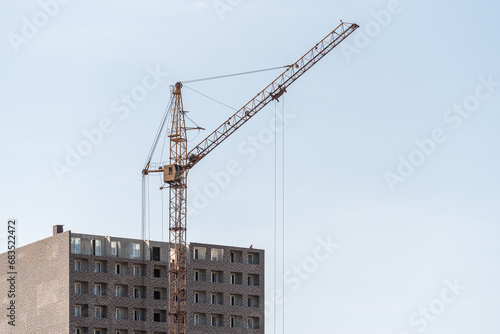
[142,21,359,334]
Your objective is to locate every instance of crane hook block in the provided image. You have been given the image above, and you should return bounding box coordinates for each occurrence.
[164,164,184,183]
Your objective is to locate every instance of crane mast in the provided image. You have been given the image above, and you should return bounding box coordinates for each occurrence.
[142,21,359,334]
[167,82,188,333]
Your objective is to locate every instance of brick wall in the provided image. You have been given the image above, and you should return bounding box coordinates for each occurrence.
[0,231,70,334]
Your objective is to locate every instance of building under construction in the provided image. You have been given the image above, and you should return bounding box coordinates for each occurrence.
[0,227,264,334]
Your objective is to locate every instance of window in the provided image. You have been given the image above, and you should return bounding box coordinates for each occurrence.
[194,270,199,281]
[248,295,259,308]
[71,237,81,254]
[248,252,259,264]
[211,248,223,262]
[194,292,199,303]
[94,330,104,334]
[230,272,242,285]
[115,262,127,275]
[95,306,102,318]
[192,247,206,260]
[75,305,82,317]
[154,290,161,300]
[115,307,127,320]
[75,260,81,271]
[94,283,104,296]
[248,274,259,286]
[230,316,243,328]
[94,261,106,273]
[111,241,118,256]
[193,313,205,325]
[133,309,145,321]
[75,282,81,294]
[230,250,242,263]
[211,314,222,327]
[211,271,222,283]
[133,265,143,276]
[248,317,259,329]
[230,294,242,306]
[115,285,127,297]
[134,286,145,299]
[93,239,102,256]
[211,292,222,305]
[130,243,140,258]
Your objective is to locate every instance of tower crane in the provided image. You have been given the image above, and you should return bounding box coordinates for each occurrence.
[142,21,359,334]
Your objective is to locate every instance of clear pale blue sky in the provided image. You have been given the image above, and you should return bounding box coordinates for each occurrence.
[1,0,499,333]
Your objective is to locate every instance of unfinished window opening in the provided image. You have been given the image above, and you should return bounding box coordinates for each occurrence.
[153,265,167,278]
[153,309,167,322]
[154,287,166,300]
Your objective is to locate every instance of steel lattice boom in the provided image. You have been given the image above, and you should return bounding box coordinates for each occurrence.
[186,22,359,169]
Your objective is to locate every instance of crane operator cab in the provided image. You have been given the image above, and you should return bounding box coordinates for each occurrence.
[163,164,184,183]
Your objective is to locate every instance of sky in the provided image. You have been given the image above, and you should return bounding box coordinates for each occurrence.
[1,0,500,333]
